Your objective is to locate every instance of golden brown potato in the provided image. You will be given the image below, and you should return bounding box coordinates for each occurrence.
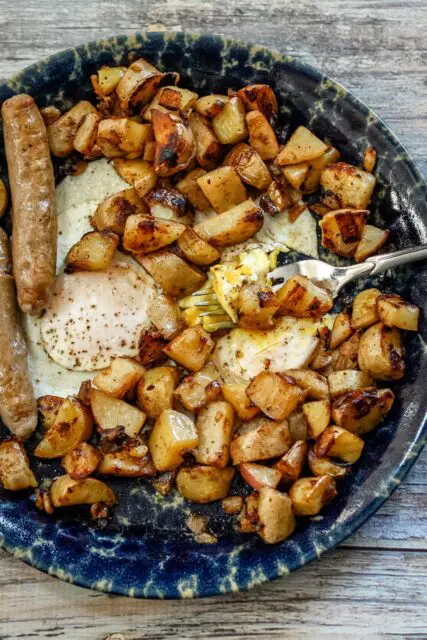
[282,163,309,191]
[194,198,264,247]
[93,357,145,399]
[363,145,377,172]
[295,146,341,194]
[257,487,296,544]
[237,284,280,330]
[147,293,185,340]
[277,126,327,166]
[351,288,381,329]
[92,188,149,235]
[308,447,350,478]
[188,112,223,170]
[288,410,308,442]
[143,86,198,121]
[40,105,61,126]
[289,475,337,516]
[175,362,221,412]
[143,140,156,161]
[246,372,305,421]
[224,143,272,190]
[238,84,278,121]
[259,179,293,215]
[163,325,214,372]
[136,249,206,297]
[61,443,102,479]
[137,366,179,418]
[331,387,395,435]
[122,214,185,254]
[329,308,353,350]
[212,96,248,144]
[176,227,221,266]
[222,495,244,514]
[90,388,146,438]
[50,474,117,508]
[358,322,405,380]
[112,159,157,196]
[47,101,97,157]
[237,493,260,533]
[274,440,308,483]
[176,465,234,503]
[35,397,93,459]
[97,446,157,477]
[145,186,190,221]
[377,294,419,331]
[230,416,292,464]
[283,370,329,400]
[64,230,118,272]
[331,330,362,371]
[97,118,153,159]
[116,58,170,112]
[195,94,229,118]
[221,380,260,421]
[240,462,282,490]
[309,326,332,371]
[74,112,101,157]
[246,110,279,160]
[91,65,126,96]
[320,162,376,210]
[176,168,211,211]
[197,166,246,213]
[0,440,38,490]
[314,425,364,463]
[38,395,64,431]
[196,401,235,468]
[138,330,167,368]
[355,225,389,262]
[302,399,331,438]
[276,275,333,318]
[320,209,368,257]
[328,370,374,398]
[152,470,177,496]
[149,409,198,471]
[152,109,196,177]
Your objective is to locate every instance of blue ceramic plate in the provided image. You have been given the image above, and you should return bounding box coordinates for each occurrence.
[0,32,426,599]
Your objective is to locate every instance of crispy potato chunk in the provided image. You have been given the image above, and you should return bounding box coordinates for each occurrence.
[246,110,279,160]
[38,395,64,431]
[194,199,264,247]
[176,228,220,266]
[329,309,353,350]
[225,143,272,190]
[137,366,179,418]
[92,188,149,235]
[238,84,278,121]
[93,357,145,399]
[328,370,374,398]
[176,168,211,211]
[276,275,333,318]
[138,330,167,368]
[289,475,337,516]
[246,371,305,421]
[221,380,260,421]
[195,94,229,118]
[74,112,101,158]
[113,159,157,196]
[189,112,223,170]
[282,163,309,190]
[302,399,331,438]
[240,462,282,490]
[288,410,308,442]
[0,440,37,490]
[293,146,341,194]
[257,487,296,544]
[331,388,394,435]
[147,294,185,340]
[331,330,362,371]
[320,209,368,257]
[309,326,332,370]
[122,214,185,254]
[308,447,350,478]
[116,57,168,112]
[196,401,235,468]
[97,118,153,159]
[277,126,327,166]
[176,465,234,503]
[163,325,214,372]
[97,446,157,477]
[363,146,377,172]
[64,231,118,272]
[358,323,405,380]
[238,284,280,330]
[91,65,126,96]
[149,409,198,471]
[175,362,221,412]
[50,474,116,508]
[314,425,364,463]
[230,416,292,464]
[351,288,381,329]
[320,162,376,209]
[90,388,146,438]
[152,109,196,177]
[143,86,198,121]
[283,370,329,400]
[212,96,248,144]
[61,443,102,479]
[222,495,244,514]
[237,493,260,533]
[47,101,97,157]
[377,294,419,331]
[355,225,389,262]
[274,440,308,483]
[136,249,206,297]
[197,166,246,213]
[260,179,293,215]
[35,397,93,459]
[145,186,191,222]
[40,105,61,126]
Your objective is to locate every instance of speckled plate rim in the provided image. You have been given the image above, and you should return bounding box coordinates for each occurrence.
[0,31,426,599]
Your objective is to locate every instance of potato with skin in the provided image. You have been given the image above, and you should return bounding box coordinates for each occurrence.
[97,447,157,477]
[221,380,260,421]
[320,162,376,210]
[238,284,280,330]
[35,397,93,459]
[152,109,196,177]
[38,395,64,431]
[302,399,331,438]
[116,58,169,112]
[138,330,167,368]
[331,388,395,435]
[93,357,145,399]
[257,487,296,544]
[189,113,223,170]
[330,308,353,350]
[137,366,179,418]
[197,166,246,214]
[328,370,374,398]
[289,475,337,516]
[377,294,419,331]
[143,86,198,121]
[276,275,333,318]
[163,325,214,372]
[308,447,350,478]
[65,231,119,272]
[47,101,98,157]
[332,330,362,371]
[122,214,185,254]
[0,440,38,490]
[50,474,117,508]
[145,187,190,222]
[238,84,278,122]
[283,370,329,400]
[176,228,221,266]
[194,199,264,247]
[175,362,221,412]
[97,118,153,159]
[149,409,198,471]
[320,209,368,257]
[351,288,381,330]
[176,168,211,211]
[230,416,292,464]
[196,401,235,468]
[277,126,327,165]
[212,96,248,144]
[260,179,293,215]
[288,410,308,443]
[147,293,185,340]
[240,463,282,490]
[136,250,206,298]
[314,425,364,463]
[274,440,308,483]
[112,159,157,194]
[195,94,229,118]
[225,143,273,189]
[92,188,149,235]
[246,110,279,160]
[355,225,389,262]
[176,465,234,503]
[90,388,146,438]
[74,112,101,158]
[246,371,306,421]
[61,443,102,479]
[358,323,405,380]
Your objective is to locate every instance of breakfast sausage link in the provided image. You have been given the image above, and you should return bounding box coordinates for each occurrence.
[1,94,57,315]
[0,229,37,439]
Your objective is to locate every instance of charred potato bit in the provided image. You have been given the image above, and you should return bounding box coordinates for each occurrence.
[358,323,405,380]
[138,330,167,368]
[189,113,223,170]
[152,109,196,177]
[240,462,282,490]
[174,362,221,412]
[195,94,229,119]
[276,275,333,318]
[331,388,395,435]
[196,401,235,468]
[194,199,264,247]
[308,447,350,478]
[289,475,337,516]
[320,209,368,257]
[246,371,306,421]
[351,288,381,330]
[330,309,353,350]
[320,162,376,210]
[145,186,189,220]
[257,487,296,544]
[147,293,185,340]
[176,168,211,211]
[47,101,97,157]
[197,166,246,214]
[328,370,374,398]
[377,294,419,331]
[65,230,119,272]
[246,110,279,160]
[93,357,145,399]
[212,96,248,144]
[176,227,221,266]
[35,397,93,459]
[221,380,260,421]
[355,225,389,262]
[137,366,179,418]
[230,416,292,464]
[260,179,293,215]
[0,440,38,490]
[90,388,146,438]
[283,370,329,400]
[238,84,278,122]
[302,399,331,439]
[314,426,364,463]
[143,86,198,121]
[276,126,327,166]
[176,465,234,503]
[238,493,260,533]
[274,441,308,483]
[122,214,185,254]
[149,409,198,471]
[310,326,332,371]
[116,57,171,112]
[61,443,102,479]
[332,330,362,371]
[163,325,214,372]
[92,188,149,235]
[50,474,116,508]
[225,143,272,190]
[238,284,280,330]
[38,395,64,431]
[152,470,177,496]
[136,249,206,297]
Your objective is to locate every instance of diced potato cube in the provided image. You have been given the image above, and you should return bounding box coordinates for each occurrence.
[276,126,327,166]
[351,288,381,329]
[91,65,126,96]
[47,101,97,157]
[35,397,93,459]
[90,388,146,438]
[328,370,374,398]
[136,249,206,297]
[288,410,308,442]
[176,465,234,503]
[0,440,37,490]
[147,294,185,340]
[61,443,102,479]
[194,199,264,247]
[331,388,394,435]
[238,284,280,330]
[176,168,211,211]
[137,366,179,418]
[189,113,222,170]
[174,362,221,412]
[283,369,329,400]
[195,94,229,118]
[197,166,246,214]
[282,163,309,190]
[74,112,101,158]
[320,162,376,209]
[302,399,331,438]
[314,425,364,463]
[149,409,198,471]
[298,146,341,194]
[330,309,353,350]
[122,214,185,254]
[246,371,305,421]
[93,357,145,399]
[38,395,64,431]
[240,462,282,490]
[377,294,419,331]
[225,143,272,190]
[257,487,296,544]
[274,440,308,483]
[238,84,278,121]
[276,275,333,318]
[196,401,235,468]
[332,330,362,371]
[92,188,149,235]
[358,323,405,380]
[163,326,214,372]
[113,159,157,192]
[176,228,221,266]
[212,96,248,144]
[355,225,389,262]
[50,474,116,507]
[320,209,368,257]
[222,495,244,514]
[246,110,279,160]
[97,447,157,477]
[152,109,196,177]
[230,416,292,464]
[289,475,337,516]
[65,231,118,272]
[143,86,198,121]
[308,447,350,478]
[97,118,153,158]
[221,380,260,421]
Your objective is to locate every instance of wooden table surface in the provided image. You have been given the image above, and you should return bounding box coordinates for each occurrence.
[0,1,426,637]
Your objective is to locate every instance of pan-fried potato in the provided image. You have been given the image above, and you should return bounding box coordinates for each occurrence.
[212,96,248,144]
[189,113,222,170]
[276,275,333,318]
[50,474,117,508]
[358,322,405,380]
[176,168,211,211]
[38,395,64,431]
[363,145,377,172]
[97,447,157,477]
[0,440,38,490]
[292,146,341,194]
[152,470,177,496]
[237,493,260,533]
[149,409,198,471]
[308,447,350,478]
[351,288,380,329]
[288,410,308,442]
[274,440,308,483]
[246,372,305,421]
[277,126,327,165]
[64,230,118,272]
[163,325,214,372]
[240,462,282,490]
[93,357,145,399]
[329,309,353,350]
[74,112,101,157]
[289,475,337,516]
[309,326,332,370]
[320,162,376,209]
[246,110,279,160]
[194,199,264,247]
[230,416,291,464]
[283,370,329,400]
[257,487,296,544]
[331,387,395,435]
[90,388,146,438]
[238,84,278,121]
[91,65,126,96]
[97,118,153,159]
[137,366,179,418]
[222,495,244,514]
[116,57,171,112]
[197,166,246,213]
[195,94,229,118]
[138,330,167,368]
[143,86,198,121]
[112,159,157,196]
[302,399,331,438]
[314,425,364,463]
[221,380,260,421]
[47,101,97,157]
[152,109,196,177]
[176,465,234,503]
[40,105,61,126]
[143,140,156,161]
[175,362,221,412]
[35,397,93,459]
[147,293,184,340]
[196,401,235,468]
[377,294,420,331]
[237,285,280,330]
[122,214,185,253]
[92,187,149,235]
[145,187,191,222]
[331,330,362,371]
[328,370,374,398]
[320,209,368,257]
[61,443,102,479]
[225,143,272,190]
[176,228,220,266]
[355,225,389,262]
[260,179,293,215]
[136,250,206,297]
[282,163,309,191]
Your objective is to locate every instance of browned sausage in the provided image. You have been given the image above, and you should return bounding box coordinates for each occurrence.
[0,229,37,439]
[1,94,57,315]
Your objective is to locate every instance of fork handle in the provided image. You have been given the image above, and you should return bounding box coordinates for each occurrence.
[368,243,427,276]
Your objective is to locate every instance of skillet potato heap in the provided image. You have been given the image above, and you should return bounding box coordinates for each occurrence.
[0,57,421,545]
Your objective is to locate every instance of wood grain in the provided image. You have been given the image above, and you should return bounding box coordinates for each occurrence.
[0,0,426,637]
